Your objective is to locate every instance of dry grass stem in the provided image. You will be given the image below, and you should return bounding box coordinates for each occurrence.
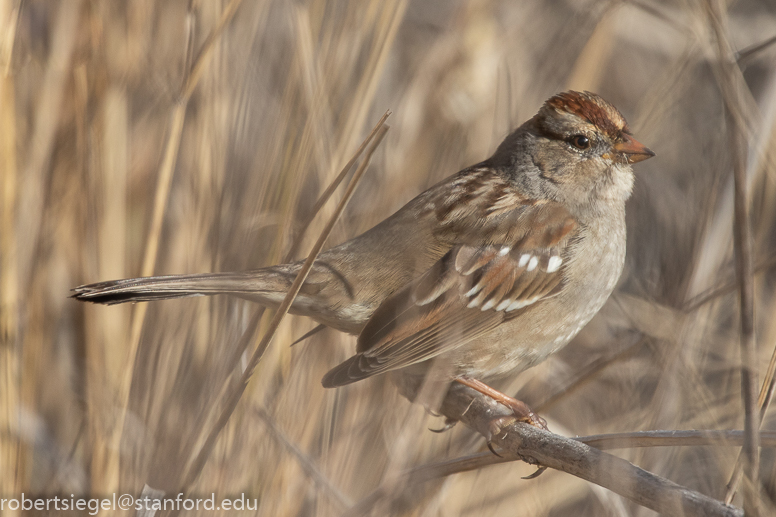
[6,1,776,515]
[180,118,389,492]
[704,1,762,512]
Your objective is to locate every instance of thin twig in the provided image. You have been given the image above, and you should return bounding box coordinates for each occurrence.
[415,429,776,480]
[579,429,776,450]
[221,109,393,382]
[346,428,776,514]
[736,34,776,66]
[347,387,746,517]
[440,386,742,517]
[286,110,392,260]
[162,111,390,516]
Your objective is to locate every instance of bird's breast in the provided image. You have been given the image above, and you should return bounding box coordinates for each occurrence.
[451,208,627,379]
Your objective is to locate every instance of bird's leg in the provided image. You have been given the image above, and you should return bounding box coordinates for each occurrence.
[454,377,548,432]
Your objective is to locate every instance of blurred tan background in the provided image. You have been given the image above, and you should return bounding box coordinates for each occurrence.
[2,0,776,515]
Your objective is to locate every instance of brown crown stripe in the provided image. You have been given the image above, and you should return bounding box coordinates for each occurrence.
[545,91,628,139]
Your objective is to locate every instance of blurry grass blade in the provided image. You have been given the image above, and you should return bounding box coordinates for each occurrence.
[736,34,776,66]
[110,0,247,501]
[328,0,406,182]
[290,324,326,347]
[684,255,776,312]
[183,0,246,100]
[18,0,81,292]
[13,0,82,498]
[705,1,761,511]
[565,4,616,92]
[534,336,647,413]
[181,117,390,491]
[256,408,352,510]
[287,110,391,259]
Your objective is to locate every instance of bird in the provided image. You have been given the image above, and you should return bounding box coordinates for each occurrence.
[73,91,653,427]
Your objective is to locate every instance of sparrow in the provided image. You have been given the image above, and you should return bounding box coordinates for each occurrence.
[74,91,653,426]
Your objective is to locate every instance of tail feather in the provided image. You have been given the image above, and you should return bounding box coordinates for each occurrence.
[72,270,289,305]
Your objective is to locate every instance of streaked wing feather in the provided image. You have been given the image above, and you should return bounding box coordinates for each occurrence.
[332,302,504,383]
[322,170,579,387]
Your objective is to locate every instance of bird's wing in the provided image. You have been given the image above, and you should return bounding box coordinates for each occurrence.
[321,168,578,387]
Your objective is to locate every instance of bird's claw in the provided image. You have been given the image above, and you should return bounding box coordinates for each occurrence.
[522,466,548,479]
[429,417,458,433]
[487,440,503,457]
[484,412,548,460]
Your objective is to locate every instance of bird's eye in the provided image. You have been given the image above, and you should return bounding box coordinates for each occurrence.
[569,135,590,150]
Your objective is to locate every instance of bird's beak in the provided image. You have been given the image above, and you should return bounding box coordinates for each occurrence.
[614,135,654,164]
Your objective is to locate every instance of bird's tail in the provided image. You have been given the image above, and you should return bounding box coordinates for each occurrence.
[72,268,293,306]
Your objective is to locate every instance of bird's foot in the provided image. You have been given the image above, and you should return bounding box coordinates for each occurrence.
[491,399,547,431]
[453,377,549,476]
[454,377,548,432]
